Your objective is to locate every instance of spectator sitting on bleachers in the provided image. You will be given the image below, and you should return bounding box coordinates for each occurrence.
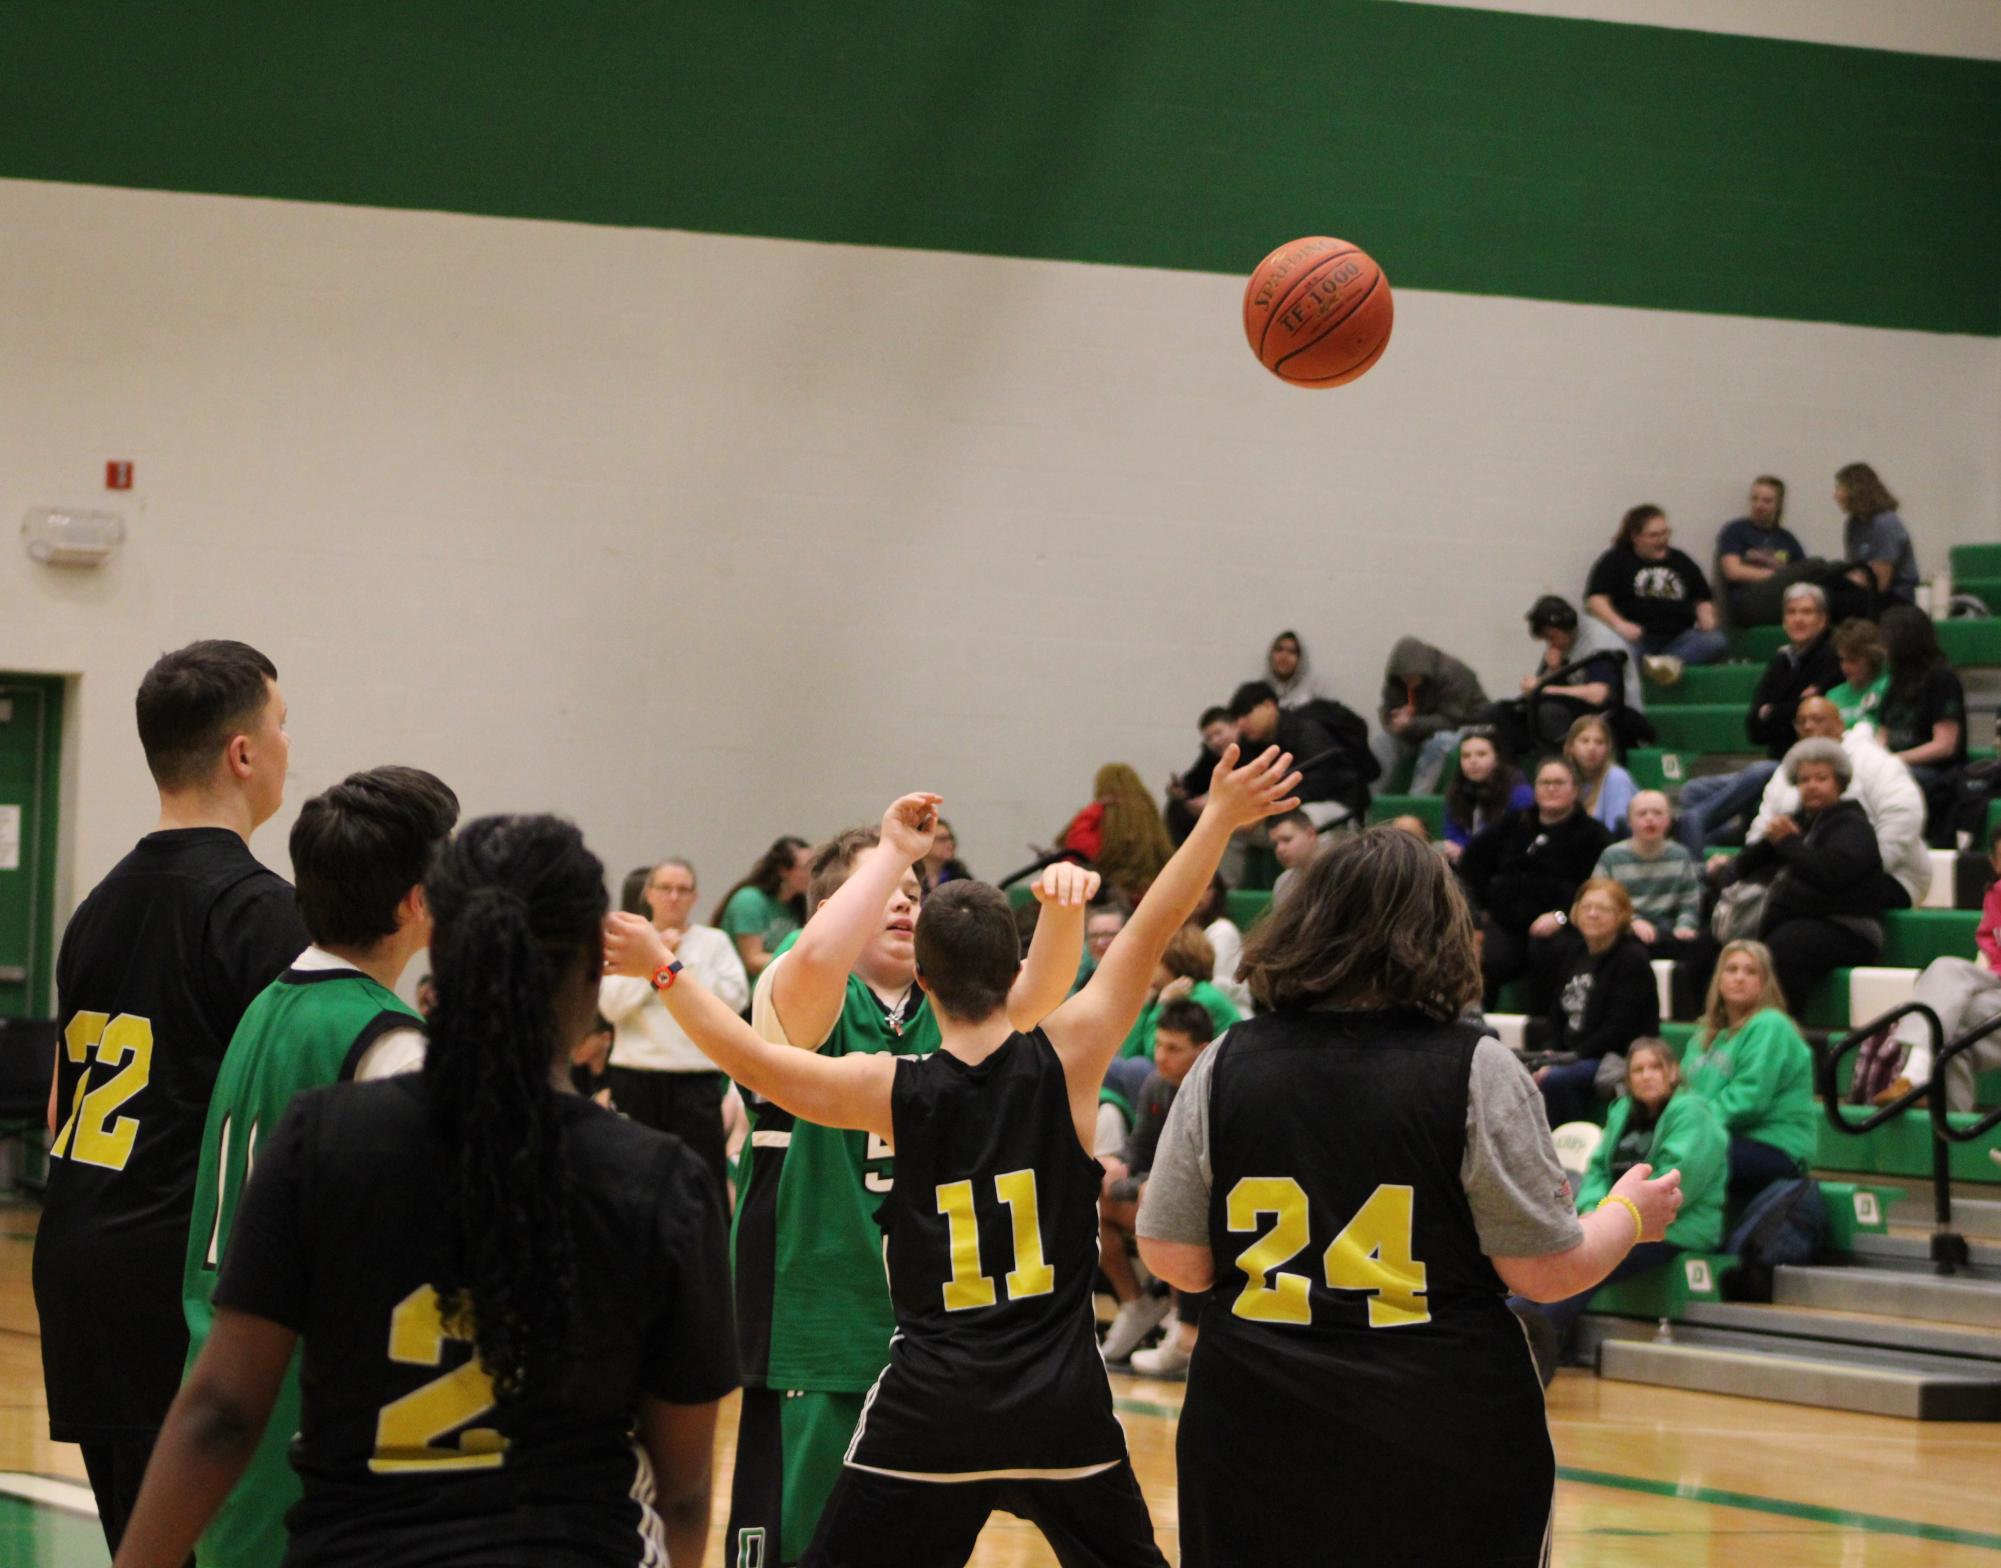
[1268,808,1325,905]
[1511,1038,1727,1369]
[1734,697,1930,910]
[1878,604,1969,843]
[1193,874,1251,1013]
[1372,636,1489,792]
[1883,833,2001,1109]
[1441,727,1532,865]
[1230,681,1370,832]
[1715,476,1808,626]
[1683,939,1819,1205]
[1057,763,1176,904]
[1595,791,1702,962]
[1585,503,1726,687]
[1117,922,1243,1061]
[1676,583,1843,853]
[1458,755,1613,1006]
[1071,900,1128,994]
[1563,714,1636,834]
[1494,594,1642,758]
[1164,706,1238,844]
[1098,997,1215,1364]
[1824,618,1889,729]
[1718,738,1893,1016]
[1837,461,1920,611]
[1258,628,1339,709]
[921,817,971,891]
[1534,878,1659,1126]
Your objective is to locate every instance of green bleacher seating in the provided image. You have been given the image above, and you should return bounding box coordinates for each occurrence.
[1587,1252,1729,1317]
[1952,543,2001,578]
[1938,619,2001,667]
[1881,908,1980,968]
[1226,889,1272,930]
[1366,794,1444,836]
[1625,749,1693,790]
[1649,664,1762,707]
[1645,705,1752,754]
[1725,626,1786,662]
[1814,1107,2001,1184]
[1956,578,2001,613]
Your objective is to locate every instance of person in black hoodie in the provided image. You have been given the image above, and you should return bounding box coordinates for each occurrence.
[1718,737,1892,1014]
[1457,756,1614,1006]
[1675,583,1844,853]
[1230,681,1371,831]
[1537,878,1659,1124]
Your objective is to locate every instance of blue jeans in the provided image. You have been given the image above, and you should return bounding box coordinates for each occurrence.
[1512,1240,1683,1339]
[1727,1135,1803,1207]
[1675,759,1780,853]
[1627,627,1728,669]
[1539,1058,1605,1127]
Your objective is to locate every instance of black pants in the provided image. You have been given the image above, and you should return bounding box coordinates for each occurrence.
[604,1066,729,1196]
[1762,917,1880,1020]
[80,1432,189,1563]
[804,1462,1166,1568]
[1480,919,1568,1011]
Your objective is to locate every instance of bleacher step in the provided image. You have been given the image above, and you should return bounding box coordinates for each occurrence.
[1597,1336,2001,1420]
[1679,1301,2001,1363]
[1844,1228,2001,1271]
[1815,1181,2001,1240]
[1775,1265,2001,1329]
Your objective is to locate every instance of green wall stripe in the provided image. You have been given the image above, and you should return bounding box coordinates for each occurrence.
[1114,1398,2001,1549]
[2,3,1997,334]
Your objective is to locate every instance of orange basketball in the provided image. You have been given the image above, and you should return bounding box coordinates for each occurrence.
[1242,236,1393,387]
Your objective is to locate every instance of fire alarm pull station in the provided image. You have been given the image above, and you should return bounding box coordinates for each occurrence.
[106,461,134,490]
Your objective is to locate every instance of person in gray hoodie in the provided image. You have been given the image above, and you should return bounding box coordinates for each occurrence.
[1373,636,1490,791]
[1255,629,1340,710]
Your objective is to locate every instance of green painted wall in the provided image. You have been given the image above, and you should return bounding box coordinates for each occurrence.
[2,2,1996,333]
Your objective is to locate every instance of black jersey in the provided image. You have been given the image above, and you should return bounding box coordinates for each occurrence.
[33,828,308,1439]
[846,1031,1127,1480]
[1176,1010,1553,1568]
[213,1075,739,1568]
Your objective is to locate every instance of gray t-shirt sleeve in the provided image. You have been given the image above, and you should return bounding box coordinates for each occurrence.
[1134,1036,1221,1247]
[1461,1037,1586,1258]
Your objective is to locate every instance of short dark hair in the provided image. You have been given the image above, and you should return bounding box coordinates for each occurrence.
[1199,706,1232,729]
[135,640,279,791]
[914,882,1018,1022]
[1525,595,1577,635]
[809,826,886,913]
[1228,682,1278,719]
[1269,808,1313,834]
[1154,998,1214,1045]
[619,865,653,915]
[1240,826,1479,1019]
[290,766,461,948]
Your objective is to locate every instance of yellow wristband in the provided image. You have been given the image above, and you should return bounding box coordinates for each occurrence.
[1598,1194,1645,1246]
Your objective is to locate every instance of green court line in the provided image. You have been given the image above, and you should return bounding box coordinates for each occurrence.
[1112,1397,2001,1552]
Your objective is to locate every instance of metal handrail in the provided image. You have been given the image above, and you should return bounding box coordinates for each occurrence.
[1930,1010,2001,1144]
[1817,1001,1941,1135]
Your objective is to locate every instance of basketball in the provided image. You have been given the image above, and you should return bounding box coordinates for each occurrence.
[1243,236,1394,387]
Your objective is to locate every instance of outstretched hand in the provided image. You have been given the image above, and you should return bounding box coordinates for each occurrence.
[1610,1162,1684,1243]
[1032,862,1102,909]
[602,911,672,979]
[1204,744,1303,832]
[881,793,943,862]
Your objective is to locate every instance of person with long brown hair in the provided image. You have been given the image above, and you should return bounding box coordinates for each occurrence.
[1684,938,1817,1204]
[1057,764,1176,902]
[1836,461,1919,608]
[1133,827,1681,1566]
[713,835,813,980]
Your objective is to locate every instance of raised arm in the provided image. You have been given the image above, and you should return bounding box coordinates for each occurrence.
[769,793,939,1049]
[1043,746,1299,1129]
[1006,861,1101,1030]
[605,914,896,1141]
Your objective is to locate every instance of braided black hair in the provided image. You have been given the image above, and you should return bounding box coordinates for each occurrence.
[422,814,606,1402]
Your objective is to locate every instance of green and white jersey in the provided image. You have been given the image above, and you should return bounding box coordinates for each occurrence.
[182,948,424,1568]
[732,940,939,1393]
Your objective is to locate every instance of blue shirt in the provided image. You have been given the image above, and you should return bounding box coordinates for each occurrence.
[1716,517,1804,569]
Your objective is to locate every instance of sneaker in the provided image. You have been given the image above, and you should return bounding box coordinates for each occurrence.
[1100,1293,1172,1364]
[1642,654,1684,687]
[1129,1336,1192,1381]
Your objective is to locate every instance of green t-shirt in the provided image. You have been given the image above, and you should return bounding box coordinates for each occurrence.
[1826,670,1888,730]
[721,884,799,954]
[184,961,421,1568]
[734,937,940,1392]
[1575,1090,1728,1251]
[1117,979,1241,1060]
[1683,1007,1819,1168]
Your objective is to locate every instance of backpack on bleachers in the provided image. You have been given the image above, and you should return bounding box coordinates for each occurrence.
[1720,1177,1826,1303]
[1944,759,1999,855]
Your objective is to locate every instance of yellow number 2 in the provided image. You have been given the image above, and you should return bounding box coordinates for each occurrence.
[369,1286,507,1473]
[1227,1177,1430,1330]
[49,1012,154,1171]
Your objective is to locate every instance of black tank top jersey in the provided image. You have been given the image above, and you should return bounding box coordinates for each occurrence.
[846,1031,1128,1479]
[1177,1009,1554,1568]
[212,1076,740,1568]
[34,828,308,1438]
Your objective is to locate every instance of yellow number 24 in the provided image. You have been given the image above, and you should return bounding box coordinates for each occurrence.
[1227,1177,1429,1329]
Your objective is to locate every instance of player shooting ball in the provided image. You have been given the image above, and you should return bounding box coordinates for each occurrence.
[604,744,1300,1567]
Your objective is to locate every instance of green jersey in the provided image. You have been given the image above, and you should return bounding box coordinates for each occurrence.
[733,945,939,1392]
[182,954,423,1568]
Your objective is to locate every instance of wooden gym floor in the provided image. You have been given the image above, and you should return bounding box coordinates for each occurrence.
[5,1201,2001,1566]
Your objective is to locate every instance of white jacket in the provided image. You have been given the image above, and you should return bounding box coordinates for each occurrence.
[599,924,750,1071]
[1748,730,1932,905]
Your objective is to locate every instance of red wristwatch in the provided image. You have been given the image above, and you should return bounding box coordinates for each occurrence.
[650,960,684,993]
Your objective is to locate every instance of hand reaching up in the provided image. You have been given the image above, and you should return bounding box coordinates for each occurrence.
[1204,745,1303,832]
[603,911,672,979]
[1032,862,1102,909]
[880,793,943,863]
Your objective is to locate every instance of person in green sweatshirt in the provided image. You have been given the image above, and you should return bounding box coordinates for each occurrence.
[1116,921,1241,1060]
[1683,938,1819,1204]
[1511,1037,1727,1356]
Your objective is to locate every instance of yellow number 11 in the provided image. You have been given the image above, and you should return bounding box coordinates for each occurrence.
[935,1169,1056,1312]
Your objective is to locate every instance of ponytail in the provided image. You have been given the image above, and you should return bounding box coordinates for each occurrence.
[423,815,606,1401]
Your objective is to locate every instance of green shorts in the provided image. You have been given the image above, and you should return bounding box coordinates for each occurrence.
[727,1387,866,1567]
